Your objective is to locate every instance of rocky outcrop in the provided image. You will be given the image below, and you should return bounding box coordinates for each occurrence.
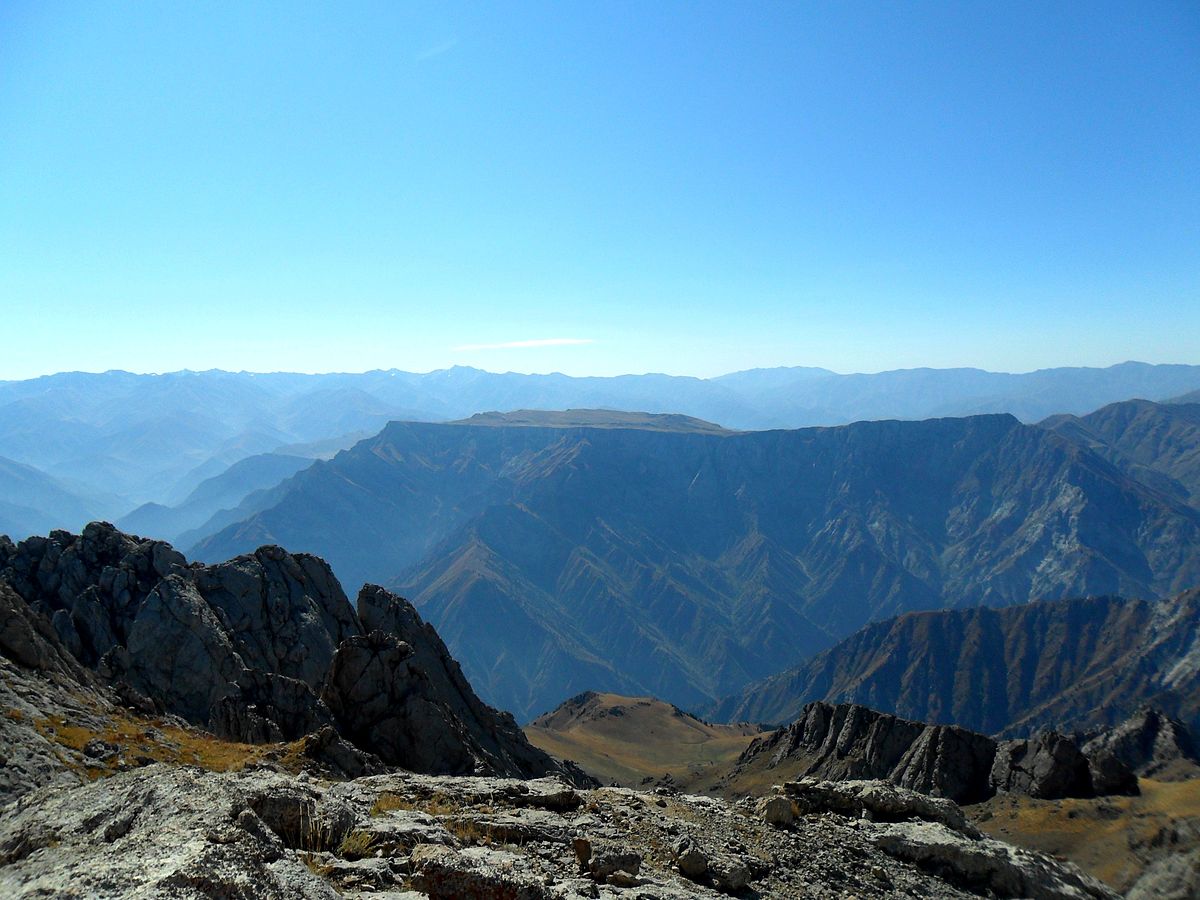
[0,763,1118,899]
[0,523,580,786]
[730,702,1134,804]
[0,580,93,686]
[989,733,1095,800]
[1126,848,1200,900]
[1080,707,1199,779]
[324,584,577,779]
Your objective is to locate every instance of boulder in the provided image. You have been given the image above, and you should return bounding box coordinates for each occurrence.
[874,820,1117,899]
[990,733,1094,800]
[783,777,979,836]
[756,795,794,828]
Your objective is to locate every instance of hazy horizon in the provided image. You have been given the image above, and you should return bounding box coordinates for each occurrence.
[3,357,1198,384]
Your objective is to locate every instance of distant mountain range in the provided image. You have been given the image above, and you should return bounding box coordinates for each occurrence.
[186,403,1200,721]
[2,361,1200,540]
[712,588,1200,737]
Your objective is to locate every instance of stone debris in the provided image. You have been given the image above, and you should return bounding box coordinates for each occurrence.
[0,763,1123,899]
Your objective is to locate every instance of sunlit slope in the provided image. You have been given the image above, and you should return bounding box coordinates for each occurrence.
[524,691,763,789]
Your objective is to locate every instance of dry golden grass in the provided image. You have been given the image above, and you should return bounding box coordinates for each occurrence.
[971,777,1200,891]
[524,693,763,790]
[31,710,312,780]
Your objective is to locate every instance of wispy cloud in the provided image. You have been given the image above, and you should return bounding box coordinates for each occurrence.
[415,38,459,62]
[453,338,595,352]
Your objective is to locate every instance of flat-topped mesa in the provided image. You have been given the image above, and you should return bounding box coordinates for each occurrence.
[732,702,1136,805]
[0,522,585,784]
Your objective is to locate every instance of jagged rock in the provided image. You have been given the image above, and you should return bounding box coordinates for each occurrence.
[295,726,387,779]
[735,702,999,804]
[193,547,360,686]
[0,581,93,684]
[1084,746,1140,796]
[893,722,997,804]
[874,820,1117,899]
[1082,707,1199,779]
[0,525,581,783]
[124,574,248,723]
[990,732,1094,800]
[736,701,1126,805]
[329,584,585,781]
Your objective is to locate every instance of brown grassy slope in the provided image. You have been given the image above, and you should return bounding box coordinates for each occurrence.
[524,691,763,790]
[971,773,1200,892]
[20,701,325,783]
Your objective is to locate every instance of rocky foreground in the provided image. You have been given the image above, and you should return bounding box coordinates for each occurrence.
[0,762,1122,900]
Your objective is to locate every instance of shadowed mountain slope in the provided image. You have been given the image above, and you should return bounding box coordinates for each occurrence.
[1043,399,1200,507]
[190,412,1200,721]
[713,589,1200,737]
[0,456,101,540]
[118,452,314,543]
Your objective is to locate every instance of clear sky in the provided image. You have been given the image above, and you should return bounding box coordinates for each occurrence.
[1,1,1197,380]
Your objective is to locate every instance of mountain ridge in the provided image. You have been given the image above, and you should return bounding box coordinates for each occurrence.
[712,588,1200,736]
[4,361,1199,530]
[187,411,1200,721]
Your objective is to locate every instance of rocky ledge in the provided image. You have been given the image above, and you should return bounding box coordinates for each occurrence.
[0,763,1118,900]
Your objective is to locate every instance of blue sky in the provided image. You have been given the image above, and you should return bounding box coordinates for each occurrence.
[1,1,1197,379]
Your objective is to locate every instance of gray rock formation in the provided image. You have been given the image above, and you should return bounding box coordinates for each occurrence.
[1081,707,1199,779]
[731,702,1133,804]
[0,523,579,784]
[0,763,1118,899]
[325,584,582,779]
[1126,848,1200,900]
[989,732,1095,800]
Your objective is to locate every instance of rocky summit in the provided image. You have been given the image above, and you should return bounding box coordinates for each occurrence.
[0,522,578,787]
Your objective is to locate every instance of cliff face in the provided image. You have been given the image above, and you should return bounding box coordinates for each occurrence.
[191,413,1200,721]
[726,702,1136,805]
[0,522,578,784]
